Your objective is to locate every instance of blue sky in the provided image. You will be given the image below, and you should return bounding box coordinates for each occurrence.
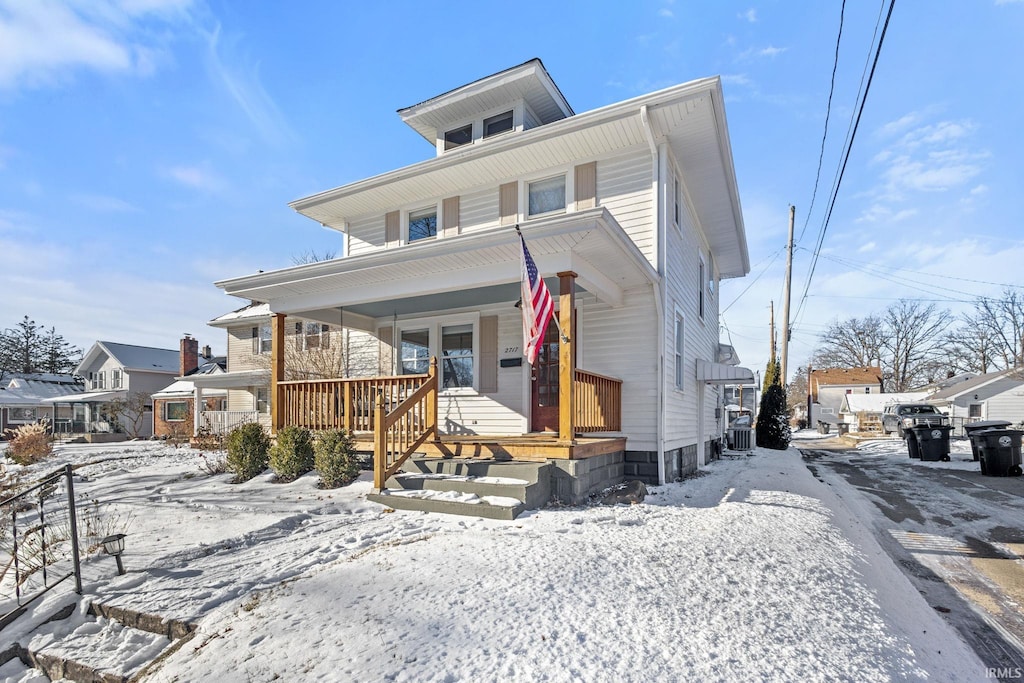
[1,1,1022,378]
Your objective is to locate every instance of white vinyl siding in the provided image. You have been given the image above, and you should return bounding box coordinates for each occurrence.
[597,146,655,264]
[459,186,499,235]
[347,214,386,256]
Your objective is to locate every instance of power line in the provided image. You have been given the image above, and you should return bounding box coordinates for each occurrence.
[721,245,786,314]
[797,0,846,246]
[812,251,1024,292]
[795,0,897,322]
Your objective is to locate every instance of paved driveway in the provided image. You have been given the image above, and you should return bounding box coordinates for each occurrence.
[800,436,1024,678]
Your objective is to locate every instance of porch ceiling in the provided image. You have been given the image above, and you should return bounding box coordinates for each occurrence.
[190,369,269,389]
[216,208,658,318]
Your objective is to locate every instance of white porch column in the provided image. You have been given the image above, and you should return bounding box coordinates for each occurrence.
[193,385,204,437]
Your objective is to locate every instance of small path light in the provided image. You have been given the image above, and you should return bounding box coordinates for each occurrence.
[101,533,127,576]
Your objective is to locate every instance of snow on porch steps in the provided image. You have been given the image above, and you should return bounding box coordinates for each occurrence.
[367,458,554,519]
[368,487,527,521]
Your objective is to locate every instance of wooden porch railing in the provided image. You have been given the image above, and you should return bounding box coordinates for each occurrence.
[373,358,438,490]
[278,373,432,433]
[574,369,622,433]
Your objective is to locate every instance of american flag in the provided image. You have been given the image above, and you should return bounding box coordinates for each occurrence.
[519,232,554,365]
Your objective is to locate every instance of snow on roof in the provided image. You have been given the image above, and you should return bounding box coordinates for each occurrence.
[0,377,84,405]
[842,392,929,413]
[152,379,227,399]
[812,367,883,387]
[208,302,271,326]
[928,368,1024,400]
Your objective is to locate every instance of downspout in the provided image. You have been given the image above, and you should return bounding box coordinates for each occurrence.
[641,105,667,486]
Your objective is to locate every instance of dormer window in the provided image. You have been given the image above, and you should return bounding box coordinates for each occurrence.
[483,110,513,138]
[408,207,438,242]
[443,124,473,151]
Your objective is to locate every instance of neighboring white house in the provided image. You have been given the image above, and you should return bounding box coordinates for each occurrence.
[927,369,1024,426]
[839,392,929,432]
[214,59,752,484]
[43,340,188,439]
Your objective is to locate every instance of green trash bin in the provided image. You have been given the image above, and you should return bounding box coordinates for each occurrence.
[910,425,952,462]
[975,429,1023,477]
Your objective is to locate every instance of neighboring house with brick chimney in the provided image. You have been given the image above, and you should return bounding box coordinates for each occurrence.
[43,341,183,439]
[152,335,227,439]
[809,366,884,427]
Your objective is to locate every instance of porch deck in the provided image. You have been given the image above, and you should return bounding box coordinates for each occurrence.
[350,433,626,462]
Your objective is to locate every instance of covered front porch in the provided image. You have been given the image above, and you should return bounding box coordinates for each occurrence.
[216,210,655,492]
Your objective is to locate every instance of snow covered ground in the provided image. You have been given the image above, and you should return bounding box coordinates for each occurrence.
[0,439,992,681]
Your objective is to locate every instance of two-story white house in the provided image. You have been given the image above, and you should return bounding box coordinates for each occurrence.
[214,59,751,505]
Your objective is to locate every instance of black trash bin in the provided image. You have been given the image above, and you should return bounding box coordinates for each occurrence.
[974,429,1023,477]
[906,431,921,459]
[910,425,952,462]
[963,420,1012,461]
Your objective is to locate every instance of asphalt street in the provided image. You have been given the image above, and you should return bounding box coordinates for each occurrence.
[801,437,1024,680]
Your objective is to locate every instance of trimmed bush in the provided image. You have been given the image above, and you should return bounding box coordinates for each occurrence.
[314,429,360,488]
[225,423,270,482]
[756,359,791,450]
[5,422,53,465]
[269,426,314,482]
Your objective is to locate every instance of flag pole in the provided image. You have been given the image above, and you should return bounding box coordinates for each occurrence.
[514,224,567,342]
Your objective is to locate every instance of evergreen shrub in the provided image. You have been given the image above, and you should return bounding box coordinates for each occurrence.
[225,422,270,482]
[269,426,314,482]
[314,429,360,488]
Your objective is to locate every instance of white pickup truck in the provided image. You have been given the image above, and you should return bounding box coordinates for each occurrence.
[881,403,949,438]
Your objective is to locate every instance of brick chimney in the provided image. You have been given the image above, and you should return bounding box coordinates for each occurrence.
[180,334,199,377]
[202,344,212,361]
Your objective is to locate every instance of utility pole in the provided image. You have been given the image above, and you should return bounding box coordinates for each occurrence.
[780,205,795,387]
[807,362,813,429]
[769,300,777,362]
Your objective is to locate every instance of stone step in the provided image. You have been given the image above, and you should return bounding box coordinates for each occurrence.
[0,602,197,683]
[387,468,551,510]
[367,489,528,520]
[399,457,551,483]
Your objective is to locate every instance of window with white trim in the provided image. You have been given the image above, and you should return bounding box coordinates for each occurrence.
[483,110,514,138]
[255,387,269,414]
[111,369,122,389]
[253,324,272,355]
[396,316,478,391]
[674,312,685,390]
[292,322,330,351]
[528,175,566,217]
[95,371,105,390]
[443,124,472,150]
[408,207,438,243]
[673,176,681,226]
[163,401,188,422]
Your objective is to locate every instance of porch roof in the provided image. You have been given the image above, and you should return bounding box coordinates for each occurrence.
[189,369,269,390]
[41,390,127,404]
[696,360,755,385]
[216,208,659,322]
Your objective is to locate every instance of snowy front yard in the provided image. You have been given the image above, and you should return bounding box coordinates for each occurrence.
[1,440,987,681]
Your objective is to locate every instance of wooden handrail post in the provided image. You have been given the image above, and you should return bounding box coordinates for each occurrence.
[427,356,438,440]
[557,271,577,443]
[270,313,286,435]
[373,393,387,491]
[343,381,353,432]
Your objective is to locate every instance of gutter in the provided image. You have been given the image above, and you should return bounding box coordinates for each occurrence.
[641,105,667,486]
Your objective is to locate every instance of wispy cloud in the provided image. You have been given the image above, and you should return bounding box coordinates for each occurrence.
[0,0,193,91]
[163,163,226,192]
[739,9,758,22]
[203,24,296,147]
[721,74,753,87]
[658,8,674,18]
[737,45,788,61]
[69,192,140,213]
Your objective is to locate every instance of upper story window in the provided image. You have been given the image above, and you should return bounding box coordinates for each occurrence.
[408,207,438,242]
[698,253,706,320]
[443,124,473,151]
[483,110,513,138]
[252,324,272,354]
[528,175,566,217]
[94,371,105,390]
[112,369,122,389]
[673,176,681,226]
[294,322,330,350]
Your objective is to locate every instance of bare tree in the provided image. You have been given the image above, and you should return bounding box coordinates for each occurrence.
[254,326,349,380]
[972,289,1024,370]
[939,311,1000,375]
[812,315,885,369]
[882,300,949,391]
[105,392,150,439]
[291,250,338,266]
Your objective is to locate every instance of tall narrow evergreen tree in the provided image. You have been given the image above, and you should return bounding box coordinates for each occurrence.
[0,316,83,380]
[756,358,791,450]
